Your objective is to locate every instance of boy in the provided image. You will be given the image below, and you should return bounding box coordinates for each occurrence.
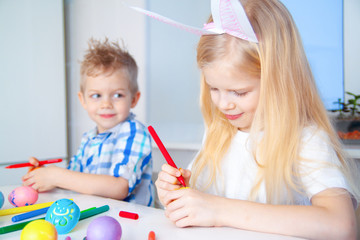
[22,38,154,206]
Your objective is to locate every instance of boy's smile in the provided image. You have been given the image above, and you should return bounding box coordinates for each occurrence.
[78,69,140,133]
[99,114,116,119]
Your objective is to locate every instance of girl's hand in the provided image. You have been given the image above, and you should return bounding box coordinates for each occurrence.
[155,164,191,207]
[164,187,221,228]
[22,165,59,192]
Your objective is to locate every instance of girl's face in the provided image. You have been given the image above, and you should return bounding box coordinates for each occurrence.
[203,65,261,132]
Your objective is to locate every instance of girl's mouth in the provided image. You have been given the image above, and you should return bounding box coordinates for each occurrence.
[225,113,243,120]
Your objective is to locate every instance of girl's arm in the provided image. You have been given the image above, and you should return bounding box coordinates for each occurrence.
[22,165,129,200]
[164,187,357,240]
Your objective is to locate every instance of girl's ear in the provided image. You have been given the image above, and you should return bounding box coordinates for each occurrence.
[78,91,87,109]
[131,91,141,108]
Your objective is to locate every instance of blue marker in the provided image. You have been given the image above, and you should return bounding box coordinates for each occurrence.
[11,206,50,222]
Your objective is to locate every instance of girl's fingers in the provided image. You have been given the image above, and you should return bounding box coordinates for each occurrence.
[163,187,188,206]
[174,216,192,228]
[156,179,181,191]
[167,207,188,225]
[179,168,191,178]
[157,170,179,185]
[161,164,182,177]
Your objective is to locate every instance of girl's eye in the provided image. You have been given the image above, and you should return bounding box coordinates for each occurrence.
[234,91,248,97]
[90,93,100,99]
[113,93,123,98]
[210,87,218,92]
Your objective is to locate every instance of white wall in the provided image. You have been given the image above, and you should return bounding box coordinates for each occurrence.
[64,0,147,157]
[344,0,360,98]
[0,0,67,165]
[1,0,359,186]
[65,0,360,171]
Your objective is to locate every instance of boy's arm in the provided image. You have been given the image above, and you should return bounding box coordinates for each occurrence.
[23,166,129,200]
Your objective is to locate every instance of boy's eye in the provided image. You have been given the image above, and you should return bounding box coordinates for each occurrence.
[113,93,124,98]
[90,93,100,99]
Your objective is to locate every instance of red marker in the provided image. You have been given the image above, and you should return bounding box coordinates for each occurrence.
[5,158,63,169]
[148,231,156,240]
[119,211,139,220]
[147,126,186,187]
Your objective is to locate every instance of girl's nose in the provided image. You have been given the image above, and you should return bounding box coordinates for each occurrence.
[218,93,235,110]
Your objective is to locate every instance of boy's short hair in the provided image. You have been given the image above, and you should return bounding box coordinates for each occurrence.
[80,38,138,95]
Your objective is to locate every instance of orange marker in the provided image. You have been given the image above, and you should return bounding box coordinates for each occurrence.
[148,231,156,240]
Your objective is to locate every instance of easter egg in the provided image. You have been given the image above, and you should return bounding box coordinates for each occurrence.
[0,191,4,209]
[8,186,38,207]
[20,219,58,240]
[45,198,80,234]
[86,216,122,240]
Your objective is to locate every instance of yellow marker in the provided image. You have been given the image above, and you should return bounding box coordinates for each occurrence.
[0,199,73,216]
[178,187,189,190]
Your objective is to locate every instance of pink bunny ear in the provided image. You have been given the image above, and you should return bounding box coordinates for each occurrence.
[128,5,212,36]
[127,0,258,43]
[210,0,258,42]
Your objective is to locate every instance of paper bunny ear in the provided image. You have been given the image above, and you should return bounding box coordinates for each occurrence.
[128,0,258,43]
[209,0,258,42]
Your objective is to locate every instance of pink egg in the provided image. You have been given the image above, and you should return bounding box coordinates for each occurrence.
[8,186,38,207]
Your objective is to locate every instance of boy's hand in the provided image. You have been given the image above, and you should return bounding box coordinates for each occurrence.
[22,157,58,192]
[155,164,191,207]
[28,157,40,172]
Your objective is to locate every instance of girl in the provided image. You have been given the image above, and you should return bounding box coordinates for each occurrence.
[155,0,360,239]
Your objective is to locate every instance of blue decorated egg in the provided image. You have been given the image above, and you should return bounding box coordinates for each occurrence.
[45,198,80,234]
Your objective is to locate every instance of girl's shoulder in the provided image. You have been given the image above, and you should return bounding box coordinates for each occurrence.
[299,125,339,164]
[300,125,331,146]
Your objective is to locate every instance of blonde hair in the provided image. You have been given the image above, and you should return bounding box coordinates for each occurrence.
[80,38,138,95]
[192,0,360,204]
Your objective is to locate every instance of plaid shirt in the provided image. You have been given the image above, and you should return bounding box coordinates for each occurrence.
[68,113,154,206]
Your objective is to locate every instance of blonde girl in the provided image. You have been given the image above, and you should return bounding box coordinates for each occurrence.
[155,0,360,239]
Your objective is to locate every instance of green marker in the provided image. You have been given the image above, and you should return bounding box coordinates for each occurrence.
[79,205,109,220]
[0,206,106,235]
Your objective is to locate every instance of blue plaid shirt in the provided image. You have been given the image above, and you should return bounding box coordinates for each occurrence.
[68,113,154,206]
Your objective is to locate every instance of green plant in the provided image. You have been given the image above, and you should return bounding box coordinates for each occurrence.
[332,91,360,119]
[346,91,360,117]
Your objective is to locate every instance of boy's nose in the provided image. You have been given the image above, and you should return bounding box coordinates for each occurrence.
[101,98,112,108]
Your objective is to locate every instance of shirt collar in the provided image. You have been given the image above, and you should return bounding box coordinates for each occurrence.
[87,112,136,139]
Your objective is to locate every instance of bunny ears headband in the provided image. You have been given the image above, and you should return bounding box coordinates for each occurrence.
[129,0,258,43]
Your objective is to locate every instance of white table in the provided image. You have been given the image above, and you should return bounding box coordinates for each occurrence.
[0,185,305,240]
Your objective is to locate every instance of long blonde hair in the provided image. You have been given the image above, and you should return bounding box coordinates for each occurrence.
[192,0,360,204]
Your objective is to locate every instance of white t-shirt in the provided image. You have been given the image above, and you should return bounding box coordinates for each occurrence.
[190,127,353,205]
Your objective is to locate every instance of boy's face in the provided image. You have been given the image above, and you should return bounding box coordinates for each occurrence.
[78,69,140,133]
